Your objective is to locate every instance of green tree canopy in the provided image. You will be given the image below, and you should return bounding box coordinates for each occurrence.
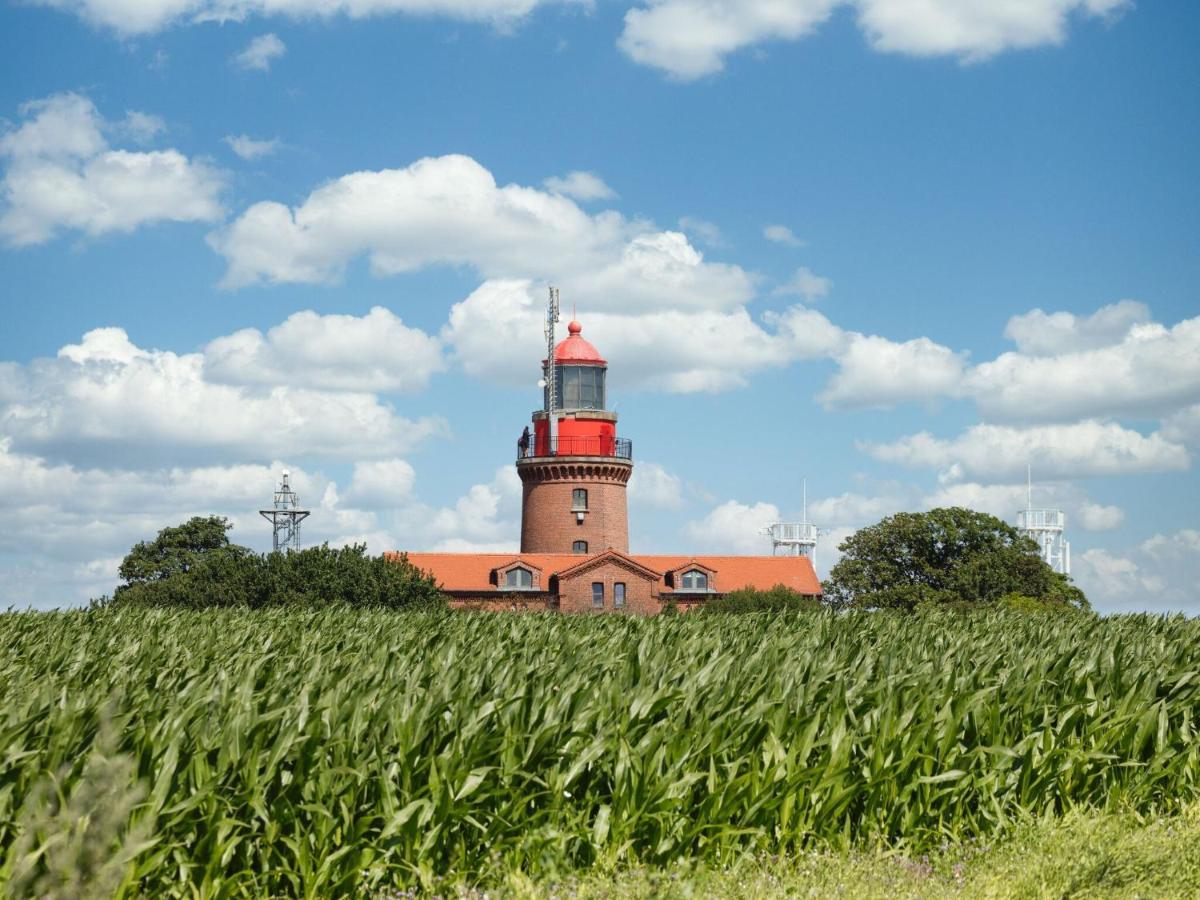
[702,584,821,614]
[108,518,444,610]
[822,507,1088,611]
[117,516,250,585]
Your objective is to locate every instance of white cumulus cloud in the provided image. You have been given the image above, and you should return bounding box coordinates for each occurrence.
[0,93,224,246]
[763,224,805,247]
[1073,529,1200,616]
[629,461,685,509]
[542,170,615,201]
[864,421,1190,482]
[968,307,1200,422]
[1,326,445,468]
[819,333,967,410]
[203,306,445,393]
[224,134,281,160]
[1002,299,1151,356]
[620,0,838,80]
[619,0,1130,80]
[1077,502,1124,532]
[233,33,286,71]
[208,154,754,314]
[772,266,831,301]
[342,458,418,509]
[37,0,579,35]
[683,499,781,554]
[441,279,834,393]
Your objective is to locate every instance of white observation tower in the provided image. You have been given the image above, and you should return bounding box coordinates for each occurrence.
[1016,466,1070,575]
[766,479,819,563]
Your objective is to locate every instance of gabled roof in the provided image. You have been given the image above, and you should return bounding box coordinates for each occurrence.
[663,558,718,576]
[645,555,820,594]
[397,551,821,595]
[492,558,544,572]
[555,548,663,581]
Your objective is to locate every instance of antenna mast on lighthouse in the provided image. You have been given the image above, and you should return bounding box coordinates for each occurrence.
[545,286,561,446]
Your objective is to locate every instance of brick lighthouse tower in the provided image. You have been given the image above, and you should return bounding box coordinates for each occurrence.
[517,301,632,554]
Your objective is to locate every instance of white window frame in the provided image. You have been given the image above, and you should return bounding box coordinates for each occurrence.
[505,567,534,590]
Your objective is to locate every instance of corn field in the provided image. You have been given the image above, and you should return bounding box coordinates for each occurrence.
[1,608,1197,897]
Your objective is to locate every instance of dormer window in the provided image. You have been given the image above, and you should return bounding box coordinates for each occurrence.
[679,569,708,591]
[505,567,534,589]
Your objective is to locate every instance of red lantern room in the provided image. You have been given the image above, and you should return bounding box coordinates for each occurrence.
[516,318,632,555]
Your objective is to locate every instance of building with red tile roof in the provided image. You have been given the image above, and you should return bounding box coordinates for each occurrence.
[392,311,820,613]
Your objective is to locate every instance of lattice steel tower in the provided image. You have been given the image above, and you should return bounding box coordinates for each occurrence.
[260,470,310,552]
[1016,466,1070,575]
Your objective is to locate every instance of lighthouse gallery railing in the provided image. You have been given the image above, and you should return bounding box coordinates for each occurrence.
[518,436,632,461]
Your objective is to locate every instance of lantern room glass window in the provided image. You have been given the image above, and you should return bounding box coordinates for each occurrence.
[680,570,708,591]
[505,567,534,589]
[546,365,606,411]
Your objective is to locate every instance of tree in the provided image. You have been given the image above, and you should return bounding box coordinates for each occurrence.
[702,584,821,614]
[822,507,1088,611]
[116,516,251,587]
[106,518,445,610]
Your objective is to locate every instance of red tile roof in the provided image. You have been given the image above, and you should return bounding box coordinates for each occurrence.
[395,551,821,595]
[638,555,822,595]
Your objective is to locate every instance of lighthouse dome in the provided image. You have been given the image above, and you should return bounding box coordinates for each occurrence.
[554,320,606,365]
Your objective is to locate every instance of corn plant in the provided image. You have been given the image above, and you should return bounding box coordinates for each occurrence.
[0,608,1196,897]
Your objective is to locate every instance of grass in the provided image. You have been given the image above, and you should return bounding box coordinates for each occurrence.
[506,803,1200,898]
[0,607,1197,896]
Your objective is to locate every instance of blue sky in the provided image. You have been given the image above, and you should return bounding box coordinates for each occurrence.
[1,0,1197,612]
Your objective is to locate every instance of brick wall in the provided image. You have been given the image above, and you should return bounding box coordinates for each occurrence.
[557,560,659,614]
[518,459,632,554]
[448,592,554,612]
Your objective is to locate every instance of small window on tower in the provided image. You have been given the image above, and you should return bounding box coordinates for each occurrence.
[592,582,604,608]
[572,488,588,511]
[573,540,588,554]
[505,567,534,589]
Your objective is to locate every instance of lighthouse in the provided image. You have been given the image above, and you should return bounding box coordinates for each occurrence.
[396,292,822,612]
[516,318,633,554]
